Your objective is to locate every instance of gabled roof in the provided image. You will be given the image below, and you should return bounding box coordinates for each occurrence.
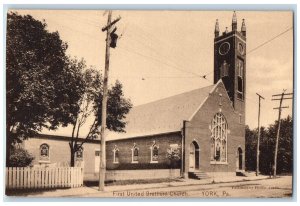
[107,83,217,141]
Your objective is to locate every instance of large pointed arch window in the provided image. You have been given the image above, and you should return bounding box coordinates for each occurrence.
[210,113,228,163]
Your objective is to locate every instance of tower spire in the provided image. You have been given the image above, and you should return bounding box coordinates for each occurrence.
[214,19,220,37]
[232,11,237,31]
[241,18,246,37]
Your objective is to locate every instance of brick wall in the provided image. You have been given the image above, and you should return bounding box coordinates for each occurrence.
[106,132,182,170]
[184,83,245,175]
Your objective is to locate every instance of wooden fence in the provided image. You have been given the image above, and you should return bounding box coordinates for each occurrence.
[6,167,83,189]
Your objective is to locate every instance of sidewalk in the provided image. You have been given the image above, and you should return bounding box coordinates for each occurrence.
[11,174,271,197]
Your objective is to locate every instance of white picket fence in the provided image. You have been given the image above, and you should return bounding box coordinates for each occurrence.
[6,167,83,189]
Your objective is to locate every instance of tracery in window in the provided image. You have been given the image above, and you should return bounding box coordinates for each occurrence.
[210,113,228,163]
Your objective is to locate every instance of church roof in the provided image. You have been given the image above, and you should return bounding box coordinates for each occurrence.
[107,83,217,141]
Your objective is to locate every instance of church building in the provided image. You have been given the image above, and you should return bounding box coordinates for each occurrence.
[104,11,246,179]
[23,12,247,181]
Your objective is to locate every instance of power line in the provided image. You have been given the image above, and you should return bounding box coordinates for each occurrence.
[44,14,293,83]
[127,21,200,66]
[118,46,210,82]
[247,27,293,55]
[271,90,293,178]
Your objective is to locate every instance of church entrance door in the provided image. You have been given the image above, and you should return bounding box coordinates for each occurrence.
[189,141,200,171]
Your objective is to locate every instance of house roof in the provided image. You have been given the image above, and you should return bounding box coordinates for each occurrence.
[107,83,217,141]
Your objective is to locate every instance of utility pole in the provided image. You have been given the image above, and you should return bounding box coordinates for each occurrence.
[271,90,293,178]
[256,93,264,176]
[99,10,121,191]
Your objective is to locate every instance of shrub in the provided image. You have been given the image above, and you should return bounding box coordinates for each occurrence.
[8,147,34,167]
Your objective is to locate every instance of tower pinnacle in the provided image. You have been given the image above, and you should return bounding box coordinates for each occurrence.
[232,11,237,31]
[241,18,246,36]
[215,19,220,37]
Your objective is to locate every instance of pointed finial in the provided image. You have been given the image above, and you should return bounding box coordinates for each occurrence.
[232,11,237,31]
[241,18,246,36]
[232,11,237,23]
[215,19,220,37]
[225,27,228,33]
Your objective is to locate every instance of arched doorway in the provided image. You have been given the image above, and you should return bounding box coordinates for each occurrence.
[189,141,200,171]
[237,147,243,170]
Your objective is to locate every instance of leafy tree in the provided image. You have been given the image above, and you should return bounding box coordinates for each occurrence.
[245,125,257,171]
[8,147,34,167]
[262,115,293,175]
[6,12,83,165]
[245,116,293,175]
[68,67,132,166]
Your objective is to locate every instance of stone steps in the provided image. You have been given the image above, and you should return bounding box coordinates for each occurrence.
[188,171,210,180]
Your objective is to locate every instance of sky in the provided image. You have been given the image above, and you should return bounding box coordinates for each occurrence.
[9,10,294,137]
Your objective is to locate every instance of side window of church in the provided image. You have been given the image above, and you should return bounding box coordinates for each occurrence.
[237,59,244,99]
[40,143,50,162]
[150,141,159,163]
[113,145,119,164]
[132,143,139,163]
[210,113,228,163]
[76,146,83,160]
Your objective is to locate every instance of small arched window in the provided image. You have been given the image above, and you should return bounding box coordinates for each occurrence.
[40,143,50,161]
[113,145,119,164]
[210,113,228,163]
[150,141,159,163]
[220,61,229,78]
[131,143,139,163]
[76,146,83,160]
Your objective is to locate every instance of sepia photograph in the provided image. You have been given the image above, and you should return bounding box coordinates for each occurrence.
[4,8,294,199]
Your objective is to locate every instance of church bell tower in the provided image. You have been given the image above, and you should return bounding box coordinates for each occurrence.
[214,11,246,120]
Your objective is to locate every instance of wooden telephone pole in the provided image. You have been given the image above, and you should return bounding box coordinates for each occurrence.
[99,10,121,191]
[271,90,293,178]
[256,93,264,176]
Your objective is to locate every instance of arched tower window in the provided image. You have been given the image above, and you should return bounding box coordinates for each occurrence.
[131,143,139,163]
[220,60,229,78]
[150,141,159,163]
[237,58,244,99]
[210,113,228,163]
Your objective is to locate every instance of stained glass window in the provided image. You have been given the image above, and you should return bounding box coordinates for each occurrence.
[210,113,228,162]
[113,145,119,163]
[150,141,159,162]
[132,143,139,163]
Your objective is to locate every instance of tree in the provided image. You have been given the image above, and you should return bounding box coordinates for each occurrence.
[6,12,83,165]
[263,115,293,175]
[245,116,293,175]
[245,125,257,171]
[68,67,132,166]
